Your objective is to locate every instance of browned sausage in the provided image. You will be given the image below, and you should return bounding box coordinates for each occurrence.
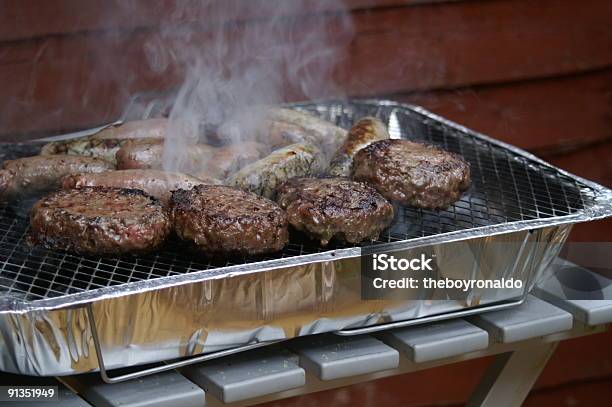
[227,143,325,199]
[328,117,390,177]
[201,142,270,180]
[116,141,220,173]
[0,155,114,200]
[62,169,220,204]
[218,108,348,161]
[116,140,165,170]
[40,119,168,162]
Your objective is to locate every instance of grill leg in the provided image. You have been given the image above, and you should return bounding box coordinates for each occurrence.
[466,342,557,407]
[84,302,281,384]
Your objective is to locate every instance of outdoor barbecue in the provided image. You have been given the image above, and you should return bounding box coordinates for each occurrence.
[1,99,610,379]
[1,1,611,406]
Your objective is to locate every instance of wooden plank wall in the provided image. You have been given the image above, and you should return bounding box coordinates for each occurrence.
[0,1,611,404]
[1,0,610,143]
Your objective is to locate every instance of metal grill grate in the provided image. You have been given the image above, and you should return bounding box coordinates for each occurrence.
[0,101,595,302]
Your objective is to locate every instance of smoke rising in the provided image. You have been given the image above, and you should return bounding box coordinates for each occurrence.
[157,0,354,176]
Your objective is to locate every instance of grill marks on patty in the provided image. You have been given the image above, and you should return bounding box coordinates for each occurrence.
[276,177,394,246]
[170,185,289,255]
[352,139,471,209]
[29,187,171,254]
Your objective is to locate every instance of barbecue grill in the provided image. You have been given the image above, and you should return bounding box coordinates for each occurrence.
[1,100,611,379]
[3,261,612,407]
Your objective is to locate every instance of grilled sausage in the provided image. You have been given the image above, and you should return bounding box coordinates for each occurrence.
[40,137,134,163]
[202,142,269,180]
[218,107,348,162]
[62,169,220,204]
[328,117,390,177]
[263,108,348,161]
[0,155,114,200]
[116,141,220,173]
[116,140,165,170]
[40,119,167,162]
[265,120,319,150]
[227,143,324,199]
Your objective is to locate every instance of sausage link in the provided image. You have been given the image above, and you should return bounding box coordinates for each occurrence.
[62,169,219,204]
[227,143,324,199]
[0,155,114,200]
[328,117,390,177]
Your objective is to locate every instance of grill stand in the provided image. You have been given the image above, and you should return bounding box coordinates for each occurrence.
[466,342,558,407]
[85,297,527,384]
[335,298,526,336]
[84,303,283,384]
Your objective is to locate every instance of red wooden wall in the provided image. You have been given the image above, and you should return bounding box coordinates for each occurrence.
[1,0,611,405]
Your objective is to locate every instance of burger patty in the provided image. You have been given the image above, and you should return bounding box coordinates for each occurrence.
[276,177,394,246]
[29,187,171,254]
[170,185,289,255]
[352,139,471,209]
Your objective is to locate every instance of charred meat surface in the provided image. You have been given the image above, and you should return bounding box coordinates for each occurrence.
[227,142,324,199]
[352,139,471,209]
[276,177,394,246]
[29,187,171,254]
[62,169,219,204]
[0,155,114,200]
[328,117,390,177]
[171,184,288,255]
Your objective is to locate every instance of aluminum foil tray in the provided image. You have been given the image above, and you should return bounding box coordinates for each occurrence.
[1,100,611,376]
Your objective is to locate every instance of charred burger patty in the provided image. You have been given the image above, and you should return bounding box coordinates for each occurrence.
[29,187,171,254]
[276,177,394,246]
[352,139,470,209]
[170,184,289,255]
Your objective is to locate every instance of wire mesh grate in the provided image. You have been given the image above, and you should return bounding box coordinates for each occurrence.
[0,102,595,302]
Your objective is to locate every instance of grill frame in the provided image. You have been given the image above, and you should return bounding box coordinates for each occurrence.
[1,99,611,314]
